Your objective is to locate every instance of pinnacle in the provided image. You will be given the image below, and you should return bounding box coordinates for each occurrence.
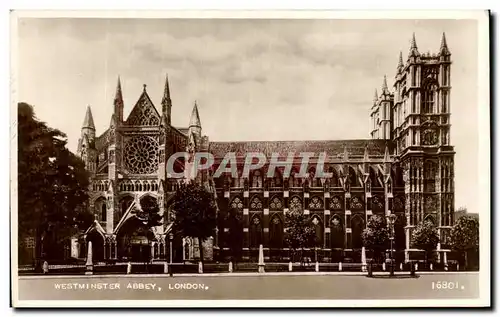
[189,101,201,128]
[381,75,389,94]
[162,73,171,103]
[440,32,450,55]
[114,76,123,103]
[373,88,378,102]
[408,32,420,57]
[397,51,404,70]
[82,105,95,130]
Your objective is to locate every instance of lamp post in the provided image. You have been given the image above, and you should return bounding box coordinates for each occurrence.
[168,232,174,276]
[169,233,174,264]
[387,214,396,276]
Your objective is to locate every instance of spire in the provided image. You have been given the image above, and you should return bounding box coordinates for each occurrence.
[397,51,404,72]
[113,76,124,124]
[114,76,123,104]
[189,101,201,128]
[439,32,450,55]
[381,75,389,94]
[408,32,420,58]
[162,73,171,104]
[373,89,378,103]
[82,105,95,130]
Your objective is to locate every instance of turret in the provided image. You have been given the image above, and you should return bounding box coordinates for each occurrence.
[81,105,96,140]
[188,101,202,142]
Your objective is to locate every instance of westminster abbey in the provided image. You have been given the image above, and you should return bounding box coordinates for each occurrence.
[77,33,455,264]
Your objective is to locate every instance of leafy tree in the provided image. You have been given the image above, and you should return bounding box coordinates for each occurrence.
[225,207,244,263]
[449,215,479,269]
[284,210,316,264]
[172,183,217,268]
[132,195,163,264]
[17,102,91,265]
[362,215,389,263]
[411,219,439,264]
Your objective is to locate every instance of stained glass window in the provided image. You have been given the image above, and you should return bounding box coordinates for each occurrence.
[250,196,263,211]
[329,196,342,210]
[289,196,303,213]
[269,196,283,210]
[308,196,324,210]
[230,197,243,210]
[124,136,159,174]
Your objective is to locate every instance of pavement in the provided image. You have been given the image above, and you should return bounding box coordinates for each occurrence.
[16,271,480,302]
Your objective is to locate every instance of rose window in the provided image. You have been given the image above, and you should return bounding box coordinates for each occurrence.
[269,197,283,210]
[124,136,159,174]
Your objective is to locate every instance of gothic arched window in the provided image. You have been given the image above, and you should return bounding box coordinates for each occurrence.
[348,166,358,187]
[249,196,263,211]
[94,197,106,222]
[269,196,283,211]
[230,197,244,211]
[422,81,438,114]
[120,196,134,217]
[289,196,303,213]
[269,215,283,248]
[311,216,324,247]
[330,216,344,249]
[329,196,343,210]
[308,196,324,210]
[250,216,263,248]
[351,215,365,249]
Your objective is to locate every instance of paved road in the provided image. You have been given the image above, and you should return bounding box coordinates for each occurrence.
[17,272,479,302]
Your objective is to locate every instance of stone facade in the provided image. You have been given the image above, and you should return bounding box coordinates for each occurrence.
[78,33,454,263]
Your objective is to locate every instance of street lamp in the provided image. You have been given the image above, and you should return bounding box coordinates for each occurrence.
[168,232,174,276]
[168,233,174,264]
[386,214,397,276]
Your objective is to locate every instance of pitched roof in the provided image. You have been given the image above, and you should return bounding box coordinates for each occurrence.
[82,106,95,130]
[209,139,394,158]
[189,102,201,128]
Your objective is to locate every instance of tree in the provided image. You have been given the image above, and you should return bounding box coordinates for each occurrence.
[171,183,217,268]
[132,195,163,264]
[17,103,91,265]
[225,207,244,263]
[362,215,389,264]
[449,215,479,269]
[284,210,316,264]
[411,220,439,264]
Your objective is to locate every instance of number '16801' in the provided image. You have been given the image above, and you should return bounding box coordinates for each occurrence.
[432,281,463,290]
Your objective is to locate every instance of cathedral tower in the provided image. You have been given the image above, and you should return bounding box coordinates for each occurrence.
[391,33,454,261]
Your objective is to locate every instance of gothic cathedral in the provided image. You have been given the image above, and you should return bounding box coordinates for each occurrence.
[78,33,454,264]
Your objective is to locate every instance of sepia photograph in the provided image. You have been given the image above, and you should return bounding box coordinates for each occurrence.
[10,10,490,308]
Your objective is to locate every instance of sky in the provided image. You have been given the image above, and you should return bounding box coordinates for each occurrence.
[16,17,480,213]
